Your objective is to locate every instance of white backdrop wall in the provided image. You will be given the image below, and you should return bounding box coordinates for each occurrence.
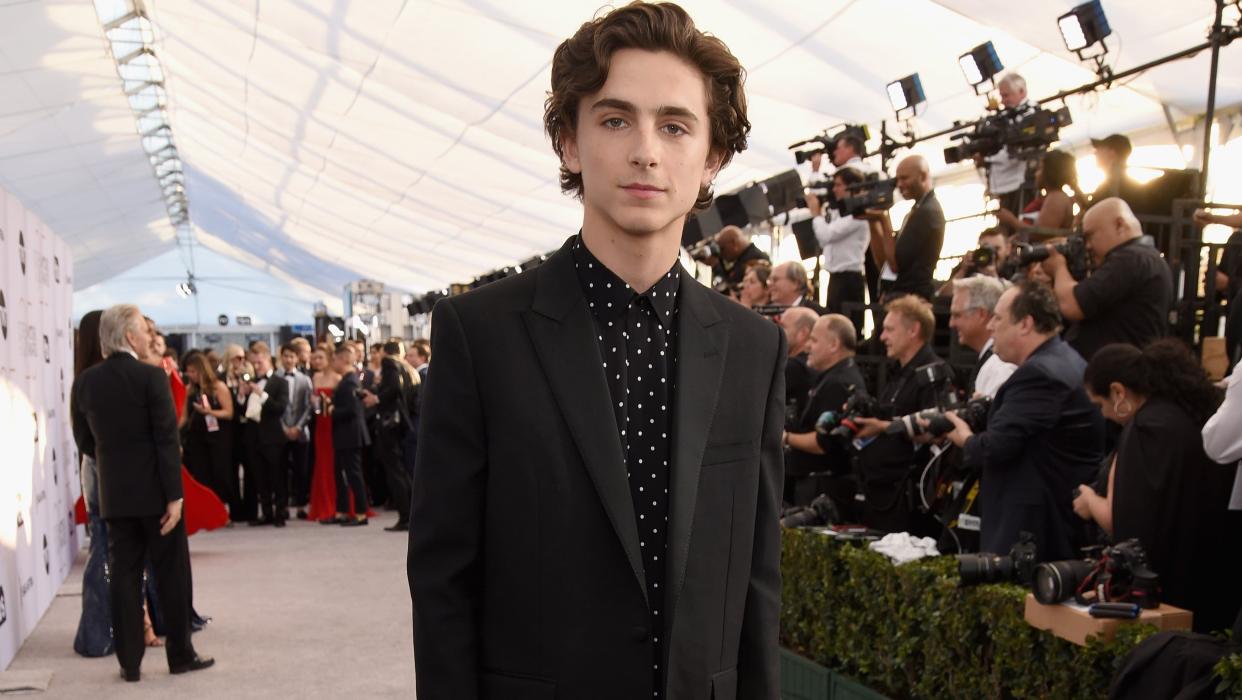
[0,186,81,670]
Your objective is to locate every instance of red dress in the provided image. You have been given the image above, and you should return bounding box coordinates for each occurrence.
[308,386,372,520]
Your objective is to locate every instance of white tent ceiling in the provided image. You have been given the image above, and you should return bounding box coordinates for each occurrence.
[2,0,1240,303]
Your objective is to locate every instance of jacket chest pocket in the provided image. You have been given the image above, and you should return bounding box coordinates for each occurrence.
[701,439,758,468]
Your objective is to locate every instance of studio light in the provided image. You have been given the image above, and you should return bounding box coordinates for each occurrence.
[175,279,196,297]
[1059,0,1111,55]
[886,74,926,120]
[959,42,1004,94]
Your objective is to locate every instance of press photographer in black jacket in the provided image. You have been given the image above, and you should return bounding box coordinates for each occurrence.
[362,340,414,532]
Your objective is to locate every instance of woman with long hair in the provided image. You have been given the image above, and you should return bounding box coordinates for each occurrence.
[180,353,236,508]
[1073,339,1242,632]
[738,263,771,308]
[997,149,1086,234]
[73,310,113,657]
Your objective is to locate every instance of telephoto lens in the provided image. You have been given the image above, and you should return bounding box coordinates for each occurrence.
[957,553,1013,585]
[1032,559,1096,604]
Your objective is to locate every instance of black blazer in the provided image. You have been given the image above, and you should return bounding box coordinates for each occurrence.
[252,370,290,446]
[409,237,786,700]
[964,336,1104,561]
[331,372,370,450]
[70,353,182,519]
[889,190,945,301]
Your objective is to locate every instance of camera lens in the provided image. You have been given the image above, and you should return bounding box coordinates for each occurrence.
[957,554,1012,585]
[1032,560,1095,604]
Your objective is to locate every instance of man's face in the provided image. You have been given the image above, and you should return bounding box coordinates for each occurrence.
[987,288,1022,364]
[1094,146,1117,173]
[831,139,855,168]
[280,350,298,372]
[999,81,1025,109]
[805,321,836,372]
[717,234,744,261]
[949,291,990,352]
[333,351,353,376]
[561,49,721,242]
[779,315,809,355]
[768,264,800,305]
[979,233,1009,261]
[880,312,918,361]
[831,176,849,201]
[895,161,926,201]
[297,346,311,366]
[125,313,153,358]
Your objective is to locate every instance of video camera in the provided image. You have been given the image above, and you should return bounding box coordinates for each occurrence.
[789,124,870,165]
[835,177,897,217]
[1014,234,1090,281]
[943,105,1072,165]
[1033,538,1161,609]
[686,237,721,264]
[957,531,1040,586]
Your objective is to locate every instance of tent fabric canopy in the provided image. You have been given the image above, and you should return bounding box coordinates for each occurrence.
[1,0,1238,304]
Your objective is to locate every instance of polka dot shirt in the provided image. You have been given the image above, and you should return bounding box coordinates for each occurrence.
[573,236,679,698]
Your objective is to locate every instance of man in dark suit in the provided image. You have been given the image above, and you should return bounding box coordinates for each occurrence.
[770,261,826,315]
[408,5,782,698]
[70,304,212,681]
[328,345,370,525]
[362,340,413,532]
[238,342,290,526]
[862,155,945,303]
[945,281,1104,561]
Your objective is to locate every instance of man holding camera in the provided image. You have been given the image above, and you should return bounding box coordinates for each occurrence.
[943,281,1104,561]
[862,155,944,303]
[937,227,1011,298]
[1044,197,1172,361]
[783,314,868,515]
[949,276,1016,398]
[805,167,870,332]
[711,225,770,291]
[851,296,951,535]
[977,74,1036,216]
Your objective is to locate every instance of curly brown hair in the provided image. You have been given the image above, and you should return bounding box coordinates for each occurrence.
[543,1,750,211]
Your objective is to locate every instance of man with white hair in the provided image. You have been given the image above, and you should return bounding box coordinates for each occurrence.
[70,304,213,682]
[1044,197,1173,360]
[978,73,1037,215]
[950,276,1016,397]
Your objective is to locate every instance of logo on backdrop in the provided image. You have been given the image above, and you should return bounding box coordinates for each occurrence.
[0,586,7,628]
[43,334,50,363]
[16,511,23,529]
[42,535,49,575]
[54,256,61,283]
[18,230,27,276]
[52,448,58,485]
[0,289,6,340]
[61,368,65,402]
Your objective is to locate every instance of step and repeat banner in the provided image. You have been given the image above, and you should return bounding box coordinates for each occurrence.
[0,186,81,670]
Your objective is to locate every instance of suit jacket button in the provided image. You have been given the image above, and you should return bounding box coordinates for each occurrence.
[631,626,648,642]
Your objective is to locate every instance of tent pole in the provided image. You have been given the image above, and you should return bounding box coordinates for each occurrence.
[1200,0,1227,200]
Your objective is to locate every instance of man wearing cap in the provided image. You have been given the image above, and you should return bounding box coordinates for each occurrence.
[1087,134,1146,213]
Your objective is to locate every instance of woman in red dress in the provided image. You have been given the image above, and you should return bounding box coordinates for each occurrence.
[309,345,373,522]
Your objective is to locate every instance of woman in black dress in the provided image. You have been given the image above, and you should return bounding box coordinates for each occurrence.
[1073,339,1242,633]
[180,352,236,509]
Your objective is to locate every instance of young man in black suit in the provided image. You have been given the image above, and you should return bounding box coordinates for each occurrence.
[327,345,370,526]
[408,4,784,699]
[70,304,213,681]
[239,342,290,526]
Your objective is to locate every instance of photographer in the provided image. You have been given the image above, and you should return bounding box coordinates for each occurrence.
[850,296,951,535]
[780,306,819,424]
[948,276,1016,398]
[712,225,770,291]
[770,261,826,314]
[977,74,1036,214]
[1086,134,1145,212]
[936,227,1010,298]
[943,281,1104,562]
[861,155,944,302]
[783,314,868,514]
[1045,197,1172,361]
[1073,340,1242,633]
[805,167,869,331]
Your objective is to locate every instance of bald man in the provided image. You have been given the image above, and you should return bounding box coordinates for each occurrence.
[1044,197,1172,360]
[780,306,821,426]
[712,225,770,291]
[861,155,945,302]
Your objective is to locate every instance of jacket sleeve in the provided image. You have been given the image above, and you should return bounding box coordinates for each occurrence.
[738,323,786,699]
[407,299,488,700]
[378,360,403,405]
[288,377,313,430]
[70,377,95,459]
[332,383,358,423]
[1203,367,1242,463]
[148,367,184,503]
[963,367,1064,471]
[261,377,289,420]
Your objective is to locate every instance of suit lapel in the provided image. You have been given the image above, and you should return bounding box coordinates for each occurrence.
[666,271,728,622]
[523,239,649,606]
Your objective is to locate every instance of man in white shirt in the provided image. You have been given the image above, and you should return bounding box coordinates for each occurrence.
[804,166,870,333]
[949,276,1016,398]
[978,73,1036,216]
[1203,360,1242,512]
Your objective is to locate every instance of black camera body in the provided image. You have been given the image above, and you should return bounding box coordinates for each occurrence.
[789,124,871,165]
[888,395,991,440]
[1033,538,1161,609]
[779,493,840,528]
[819,388,887,440]
[835,177,896,217]
[958,530,1040,586]
[688,238,721,263]
[1014,234,1090,281]
[968,246,997,270]
[943,106,1073,165]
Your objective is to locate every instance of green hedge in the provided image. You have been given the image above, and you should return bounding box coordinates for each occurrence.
[780,529,1162,699]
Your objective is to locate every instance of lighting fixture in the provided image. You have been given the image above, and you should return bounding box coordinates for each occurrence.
[886,74,926,120]
[959,42,1004,95]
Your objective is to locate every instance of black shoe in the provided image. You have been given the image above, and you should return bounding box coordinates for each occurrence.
[170,656,215,675]
[296,509,309,520]
[320,516,347,525]
[191,610,211,632]
[342,518,368,527]
[384,522,408,532]
[120,668,140,682]
[248,518,272,527]
[273,519,287,528]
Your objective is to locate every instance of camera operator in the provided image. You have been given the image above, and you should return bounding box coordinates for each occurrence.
[949,276,1016,398]
[711,225,770,291]
[936,227,1010,298]
[860,155,944,302]
[770,261,826,314]
[942,281,1104,561]
[783,314,867,515]
[780,306,820,424]
[804,167,869,332]
[1195,208,1242,364]
[1044,197,1173,361]
[1073,340,1242,633]
[1086,134,1145,212]
[975,74,1036,215]
[850,296,951,535]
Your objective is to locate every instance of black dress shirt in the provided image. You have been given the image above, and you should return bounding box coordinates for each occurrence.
[572,236,680,696]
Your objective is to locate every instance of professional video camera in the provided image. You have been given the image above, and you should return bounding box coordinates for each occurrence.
[1032,538,1161,609]
[887,395,991,441]
[1014,234,1090,281]
[815,388,886,441]
[779,494,840,528]
[835,177,897,217]
[957,531,1040,586]
[789,124,870,165]
[686,237,721,264]
[943,105,1073,165]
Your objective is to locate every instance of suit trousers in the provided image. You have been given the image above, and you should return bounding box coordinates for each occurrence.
[376,425,409,524]
[285,439,310,508]
[250,439,287,523]
[826,271,866,335]
[236,423,259,521]
[106,516,195,672]
[334,447,369,514]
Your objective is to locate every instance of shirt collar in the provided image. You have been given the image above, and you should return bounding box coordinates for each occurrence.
[571,234,681,328]
[121,347,140,360]
[980,337,995,358]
